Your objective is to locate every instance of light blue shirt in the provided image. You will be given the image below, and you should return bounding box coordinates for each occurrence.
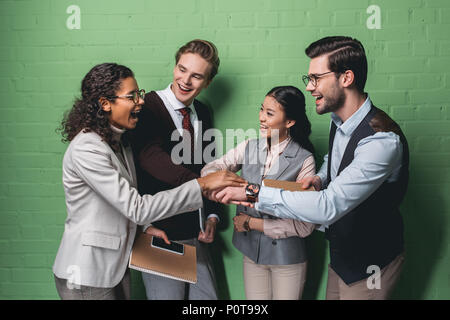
[255,96,403,227]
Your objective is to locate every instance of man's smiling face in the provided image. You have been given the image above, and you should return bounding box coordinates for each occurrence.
[171,52,212,106]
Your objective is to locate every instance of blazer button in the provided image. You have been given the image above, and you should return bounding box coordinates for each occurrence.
[272,240,277,245]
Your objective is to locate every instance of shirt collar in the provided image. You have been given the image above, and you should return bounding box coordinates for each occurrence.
[159,83,194,112]
[331,95,372,136]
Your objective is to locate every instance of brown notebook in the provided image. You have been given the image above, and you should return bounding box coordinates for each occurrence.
[129,233,197,284]
[263,179,315,192]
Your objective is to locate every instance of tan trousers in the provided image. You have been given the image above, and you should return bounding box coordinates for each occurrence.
[326,253,405,300]
[243,255,307,300]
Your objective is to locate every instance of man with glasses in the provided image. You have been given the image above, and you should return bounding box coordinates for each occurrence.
[216,36,409,300]
[130,39,221,300]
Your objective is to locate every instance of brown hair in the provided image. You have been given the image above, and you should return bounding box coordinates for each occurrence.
[175,39,220,81]
[305,36,368,92]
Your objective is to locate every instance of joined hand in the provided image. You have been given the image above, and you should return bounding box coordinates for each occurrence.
[197,170,246,199]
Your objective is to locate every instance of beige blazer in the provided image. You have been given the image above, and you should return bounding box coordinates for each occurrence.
[52,131,203,288]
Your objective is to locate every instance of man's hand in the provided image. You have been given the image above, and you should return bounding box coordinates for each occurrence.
[299,175,322,191]
[198,217,218,243]
[144,226,170,244]
[213,186,256,207]
[197,171,247,198]
[214,186,247,204]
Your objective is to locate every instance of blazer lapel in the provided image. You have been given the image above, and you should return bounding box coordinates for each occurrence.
[123,145,137,187]
[266,139,300,179]
[257,138,268,177]
[105,142,134,185]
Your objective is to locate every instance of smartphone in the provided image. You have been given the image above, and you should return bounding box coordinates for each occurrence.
[151,236,184,255]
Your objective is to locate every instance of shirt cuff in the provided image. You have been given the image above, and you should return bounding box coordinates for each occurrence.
[316,172,327,186]
[255,186,279,216]
[206,214,220,223]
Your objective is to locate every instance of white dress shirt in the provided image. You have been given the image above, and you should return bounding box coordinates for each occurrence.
[157,84,218,223]
[156,84,200,143]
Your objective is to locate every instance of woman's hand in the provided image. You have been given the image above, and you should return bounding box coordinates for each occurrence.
[233,213,264,232]
[197,171,247,198]
[144,226,170,244]
[233,213,250,232]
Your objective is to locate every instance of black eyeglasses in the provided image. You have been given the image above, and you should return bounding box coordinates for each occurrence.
[302,71,335,87]
[108,89,145,104]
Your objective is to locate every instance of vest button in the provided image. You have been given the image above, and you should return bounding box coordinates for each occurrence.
[272,240,277,245]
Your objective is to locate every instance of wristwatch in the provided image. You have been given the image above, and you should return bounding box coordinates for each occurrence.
[245,183,260,202]
[243,215,251,232]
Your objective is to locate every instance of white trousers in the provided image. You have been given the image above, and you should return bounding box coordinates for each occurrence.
[243,255,307,300]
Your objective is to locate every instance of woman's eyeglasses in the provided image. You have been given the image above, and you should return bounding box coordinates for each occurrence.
[108,89,145,104]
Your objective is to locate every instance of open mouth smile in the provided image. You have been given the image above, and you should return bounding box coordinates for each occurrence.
[130,109,141,119]
[178,83,193,93]
[312,94,323,104]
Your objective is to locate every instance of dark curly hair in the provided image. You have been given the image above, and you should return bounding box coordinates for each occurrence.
[266,86,315,155]
[58,63,134,149]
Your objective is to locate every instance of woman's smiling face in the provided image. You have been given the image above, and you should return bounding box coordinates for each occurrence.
[102,77,143,130]
[259,95,295,141]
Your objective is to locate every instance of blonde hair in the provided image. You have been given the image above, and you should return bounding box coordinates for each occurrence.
[175,39,220,81]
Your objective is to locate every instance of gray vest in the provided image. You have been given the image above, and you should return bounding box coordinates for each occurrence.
[232,138,312,265]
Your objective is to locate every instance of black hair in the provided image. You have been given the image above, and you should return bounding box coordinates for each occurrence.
[267,86,315,154]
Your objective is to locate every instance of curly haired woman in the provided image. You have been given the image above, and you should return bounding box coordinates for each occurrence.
[52,63,244,300]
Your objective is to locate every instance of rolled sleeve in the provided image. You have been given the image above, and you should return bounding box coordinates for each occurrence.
[263,218,316,239]
[255,186,282,216]
[316,154,328,184]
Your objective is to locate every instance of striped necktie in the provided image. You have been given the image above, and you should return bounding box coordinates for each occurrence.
[179,107,195,163]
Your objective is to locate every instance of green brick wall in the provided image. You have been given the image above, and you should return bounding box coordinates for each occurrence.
[0,0,449,300]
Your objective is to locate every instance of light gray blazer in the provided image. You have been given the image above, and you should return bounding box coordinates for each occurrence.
[52,131,203,288]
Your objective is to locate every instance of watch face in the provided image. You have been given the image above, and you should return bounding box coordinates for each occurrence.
[245,183,259,202]
[246,183,259,195]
